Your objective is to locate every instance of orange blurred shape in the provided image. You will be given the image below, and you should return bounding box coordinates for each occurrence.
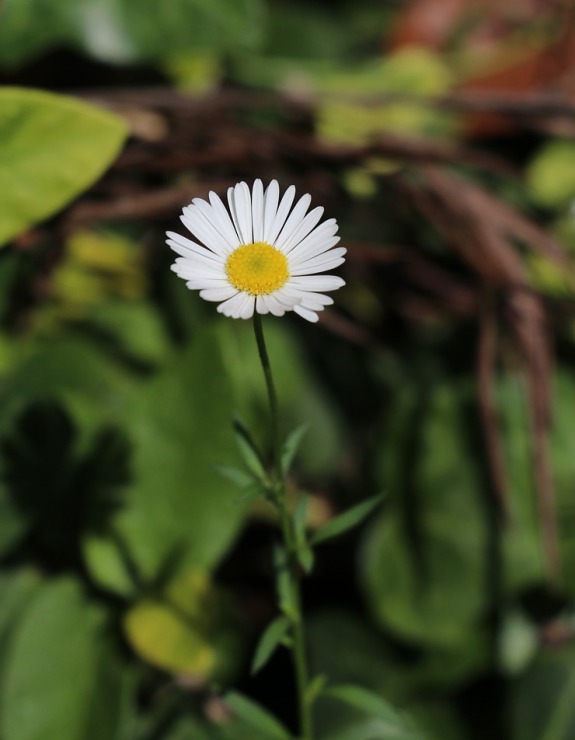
[389,0,575,136]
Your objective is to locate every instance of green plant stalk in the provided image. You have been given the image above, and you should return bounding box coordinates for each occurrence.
[253,311,314,740]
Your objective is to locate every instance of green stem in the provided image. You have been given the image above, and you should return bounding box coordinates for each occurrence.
[252,312,314,740]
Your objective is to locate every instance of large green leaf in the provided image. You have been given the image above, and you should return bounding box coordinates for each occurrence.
[0,87,127,246]
[107,324,249,581]
[360,381,489,647]
[0,578,132,740]
[511,646,575,740]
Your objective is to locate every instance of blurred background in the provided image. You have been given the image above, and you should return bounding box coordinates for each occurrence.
[2,0,575,738]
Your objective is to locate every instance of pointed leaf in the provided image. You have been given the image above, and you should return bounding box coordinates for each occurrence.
[311,494,384,546]
[295,541,315,574]
[224,692,292,739]
[214,464,255,488]
[281,424,308,475]
[323,684,407,730]
[233,419,267,480]
[251,615,291,674]
[306,674,327,706]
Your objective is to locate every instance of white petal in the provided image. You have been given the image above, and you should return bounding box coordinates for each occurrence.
[289,275,346,292]
[190,197,238,251]
[293,305,319,322]
[217,292,246,318]
[281,207,324,254]
[171,261,226,280]
[184,277,231,290]
[233,182,253,244]
[227,186,243,245]
[208,190,241,244]
[166,232,223,264]
[199,286,238,302]
[287,220,339,261]
[263,181,280,242]
[275,193,312,251]
[180,210,228,257]
[256,295,270,315]
[300,293,334,310]
[239,293,255,319]
[267,185,296,245]
[251,179,264,242]
[290,251,346,276]
[265,294,289,315]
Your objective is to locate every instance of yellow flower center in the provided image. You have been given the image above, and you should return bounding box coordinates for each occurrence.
[225,242,289,296]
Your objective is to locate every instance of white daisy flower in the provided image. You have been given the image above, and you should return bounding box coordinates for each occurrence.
[166,179,346,322]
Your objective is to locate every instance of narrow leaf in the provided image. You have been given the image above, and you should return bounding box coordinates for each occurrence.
[311,494,384,546]
[281,424,308,474]
[325,684,409,728]
[234,482,267,506]
[274,546,296,618]
[306,674,327,706]
[251,615,291,674]
[225,691,292,739]
[295,542,315,574]
[293,495,309,541]
[214,464,254,488]
[232,419,267,480]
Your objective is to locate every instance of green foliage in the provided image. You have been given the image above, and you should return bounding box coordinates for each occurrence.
[511,646,575,740]
[251,615,291,674]
[224,692,293,739]
[311,493,384,546]
[0,88,127,246]
[124,568,241,681]
[526,140,575,209]
[361,381,489,647]
[0,0,266,67]
[0,579,131,740]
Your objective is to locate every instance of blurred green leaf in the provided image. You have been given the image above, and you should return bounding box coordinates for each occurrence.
[251,615,290,675]
[111,327,250,580]
[0,0,265,67]
[512,646,575,740]
[324,685,424,739]
[526,140,575,209]
[360,382,489,647]
[124,567,241,681]
[0,578,128,740]
[0,87,127,246]
[224,692,292,739]
[233,418,268,482]
[311,494,383,546]
[281,424,308,475]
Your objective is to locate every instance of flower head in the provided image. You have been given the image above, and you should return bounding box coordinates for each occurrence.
[166,179,345,322]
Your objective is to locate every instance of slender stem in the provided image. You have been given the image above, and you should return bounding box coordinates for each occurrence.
[252,312,314,740]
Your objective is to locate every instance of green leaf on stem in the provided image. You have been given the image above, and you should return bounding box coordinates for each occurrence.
[306,674,328,706]
[292,496,314,572]
[232,419,268,481]
[224,692,293,739]
[251,615,291,675]
[295,541,315,574]
[214,464,255,488]
[311,494,384,546]
[281,424,308,475]
[325,684,416,733]
[274,547,296,619]
[293,495,308,540]
[234,482,267,506]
